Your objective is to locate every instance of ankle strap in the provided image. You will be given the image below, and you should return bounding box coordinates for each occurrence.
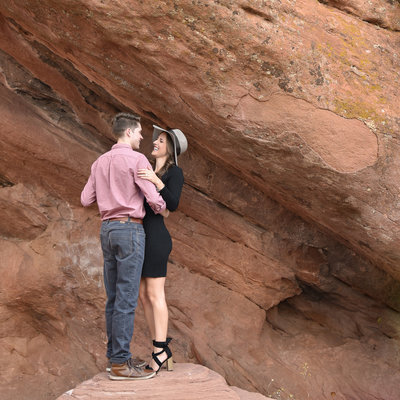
[153,337,172,348]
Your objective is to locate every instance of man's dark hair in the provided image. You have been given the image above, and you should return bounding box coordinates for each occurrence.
[112,113,141,137]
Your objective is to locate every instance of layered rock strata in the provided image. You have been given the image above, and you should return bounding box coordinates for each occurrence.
[0,1,399,400]
[56,364,274,400]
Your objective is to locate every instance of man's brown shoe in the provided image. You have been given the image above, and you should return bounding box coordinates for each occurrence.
[109,359,156,380]
[106,357,146,372]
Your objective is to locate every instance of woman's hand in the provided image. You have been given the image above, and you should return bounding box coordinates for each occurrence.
[138,168,165,191]
[138,168,158,184]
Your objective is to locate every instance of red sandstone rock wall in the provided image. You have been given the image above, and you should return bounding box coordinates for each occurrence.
[0,1,399,399]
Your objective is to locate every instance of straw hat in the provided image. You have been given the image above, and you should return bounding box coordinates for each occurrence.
[152,125,188,166]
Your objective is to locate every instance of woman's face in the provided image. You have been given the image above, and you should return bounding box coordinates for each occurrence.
[151,132,169,158]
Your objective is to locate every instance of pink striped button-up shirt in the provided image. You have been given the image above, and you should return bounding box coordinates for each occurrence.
[81,143,166,220]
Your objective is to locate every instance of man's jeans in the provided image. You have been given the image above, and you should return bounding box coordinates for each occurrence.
[100,220,145,364]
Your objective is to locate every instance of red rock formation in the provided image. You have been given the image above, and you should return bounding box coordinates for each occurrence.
[0,1,399,400]
[56,364,274,400]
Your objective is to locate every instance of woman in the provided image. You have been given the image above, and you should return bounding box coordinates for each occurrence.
[137,125,187,373]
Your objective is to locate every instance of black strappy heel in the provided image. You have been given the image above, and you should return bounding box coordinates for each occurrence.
[146,337,173,373]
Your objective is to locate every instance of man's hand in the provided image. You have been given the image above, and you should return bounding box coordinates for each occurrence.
[160,208,170,218]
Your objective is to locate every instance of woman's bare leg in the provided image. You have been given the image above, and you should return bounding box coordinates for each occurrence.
[144,277,169,370]
[139,278,156,339]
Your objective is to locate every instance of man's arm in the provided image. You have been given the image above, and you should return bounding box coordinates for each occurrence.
[134,156,166,214]
[81,163,97,207]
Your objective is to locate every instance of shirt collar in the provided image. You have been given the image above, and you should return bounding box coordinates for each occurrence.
[112,143,132,150]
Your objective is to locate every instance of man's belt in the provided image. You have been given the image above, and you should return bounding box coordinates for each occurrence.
[108,217,143,225]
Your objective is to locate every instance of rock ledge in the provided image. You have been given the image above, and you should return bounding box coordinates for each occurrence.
[57,363,272,400]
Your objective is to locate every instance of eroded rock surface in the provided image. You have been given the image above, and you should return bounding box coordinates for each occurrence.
[56,364,274,400]
[0,1,400,400]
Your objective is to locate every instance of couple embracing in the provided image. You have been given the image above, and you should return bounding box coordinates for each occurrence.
[81,112,187,380]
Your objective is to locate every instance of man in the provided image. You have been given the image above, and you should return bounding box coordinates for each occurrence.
[81,112,168,380]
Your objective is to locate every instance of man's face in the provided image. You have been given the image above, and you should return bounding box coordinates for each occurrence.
[129,124,143,149]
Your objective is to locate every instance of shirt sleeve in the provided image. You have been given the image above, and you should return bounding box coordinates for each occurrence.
[81,161,97,207]
[134,155,166,214]
[159,167,184,211]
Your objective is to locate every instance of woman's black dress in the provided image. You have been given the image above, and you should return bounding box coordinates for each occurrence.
[142,165,184,278]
